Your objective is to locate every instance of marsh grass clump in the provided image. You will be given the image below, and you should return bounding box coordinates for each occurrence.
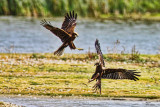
[106,40,142,62]
[106,39,127,62]
[87,47,97,60]
[30,53,46,59]
[130,45,141,61]
[0,102,4,105]
[30,53,38,59]
[106,54,127,62]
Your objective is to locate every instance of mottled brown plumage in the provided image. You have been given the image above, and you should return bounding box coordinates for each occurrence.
[88,39,140,94]
[41,11,83,56]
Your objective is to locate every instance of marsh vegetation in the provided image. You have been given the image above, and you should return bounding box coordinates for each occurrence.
[0,0,160,20]
[0,53,159,98]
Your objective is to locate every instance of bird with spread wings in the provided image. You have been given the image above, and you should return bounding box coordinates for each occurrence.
[88,39,140,94]
[41,11,83,56]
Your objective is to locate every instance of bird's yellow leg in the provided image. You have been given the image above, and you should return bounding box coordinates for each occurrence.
[88,73,100,83]
[76,48,83,50]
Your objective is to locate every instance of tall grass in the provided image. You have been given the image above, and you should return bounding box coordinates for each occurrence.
[0,0,160,17]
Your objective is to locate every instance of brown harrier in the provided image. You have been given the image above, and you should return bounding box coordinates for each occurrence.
[41,11,83,56]
[88,39,140,94]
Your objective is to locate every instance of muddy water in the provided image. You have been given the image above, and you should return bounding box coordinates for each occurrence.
[0,16,160,54]
[0,96,160,107]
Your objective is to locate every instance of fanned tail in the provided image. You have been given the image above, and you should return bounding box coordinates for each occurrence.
[54,48,65,56]
[54,45,67,56]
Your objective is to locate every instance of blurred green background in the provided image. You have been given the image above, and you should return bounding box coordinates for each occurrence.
[0,0,160,18]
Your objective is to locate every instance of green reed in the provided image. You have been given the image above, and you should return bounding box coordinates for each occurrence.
[0,0,160,17]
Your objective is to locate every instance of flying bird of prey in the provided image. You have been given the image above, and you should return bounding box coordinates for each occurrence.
[88,39,140,94]
[41,11,83,56]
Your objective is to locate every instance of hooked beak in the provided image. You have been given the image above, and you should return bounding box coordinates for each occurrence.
[94,63,98,66]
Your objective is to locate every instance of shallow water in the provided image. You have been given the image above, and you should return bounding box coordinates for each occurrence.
[0,96,160,107]
[0,16,160,54]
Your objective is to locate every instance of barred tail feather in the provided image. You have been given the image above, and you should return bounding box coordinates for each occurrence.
[54,49,65,56]
[54,45,67,56]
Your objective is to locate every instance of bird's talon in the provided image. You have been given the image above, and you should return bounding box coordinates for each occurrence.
[77,48,83,50]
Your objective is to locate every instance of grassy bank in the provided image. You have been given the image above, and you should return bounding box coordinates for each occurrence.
[0,53,160,98]
[0,0,160,20]
[0,101,19,107]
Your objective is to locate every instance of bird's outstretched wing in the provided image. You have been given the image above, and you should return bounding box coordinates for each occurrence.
[41,19,71,42]
[102,69,140,81]
[61,11,77,35]
[95,39,105,67]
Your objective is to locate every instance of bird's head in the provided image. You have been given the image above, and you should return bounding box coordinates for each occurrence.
[73,32,78,37]
[94,62,100,66]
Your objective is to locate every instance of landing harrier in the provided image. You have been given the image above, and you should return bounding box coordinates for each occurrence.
[41,11,83,56]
